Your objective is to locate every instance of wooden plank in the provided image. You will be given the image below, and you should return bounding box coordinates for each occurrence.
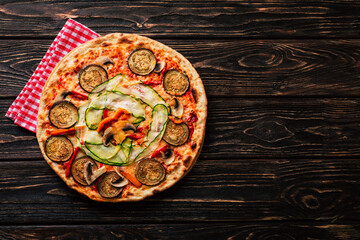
[1,97,360,160]
[0,1,360,38]
[1,223,360,239]
[0,158,359,223]
[3,39,360,98]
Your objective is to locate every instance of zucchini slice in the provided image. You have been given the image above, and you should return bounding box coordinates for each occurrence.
[89,91,146,119]
[128,145,145,164]
[163,69,190,96]
[135,158,166,186]
[129,104,169,163]
[85,92,107,130]
[85,143,121,160]
[85,108,104,130]
[88,92,108,109]
[89,139,131,166]
[74,103,90,144]
[88,74,130,100]
[97,172,123,198]
[88,74,121,101]
[84,129,103,145]
[79,64,108,92]
[122,137,132,162]
[97,74,168,110]
[45,136,74,162]
[71,156,97,186]
[163,121,189,146]
[106,91,146,119]
[115,82,168,109]
[49,100,78,129]
[80,144,103,162]
[88,79,108,101]
[76,103,102,144]
[107,151,127,165]
[75,103,88,126]
[128,49,157,76]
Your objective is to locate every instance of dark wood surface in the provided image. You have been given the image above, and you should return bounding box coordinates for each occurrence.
[4,39,360,98]
[1,0,360,239]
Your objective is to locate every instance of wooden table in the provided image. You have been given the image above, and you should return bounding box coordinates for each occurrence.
[1,1,360,239]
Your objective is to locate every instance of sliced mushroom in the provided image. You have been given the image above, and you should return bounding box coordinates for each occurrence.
[71,157,97,185]
[128,49,157,75]
[170,98,183,118]
[163,69,190,96]
[84,162,107,185]
[110,173,129,188]
[54,90,71,102]
[122,123,136,132]
[154,62,165,73]
[161,148,175,165]
[79,64,108,92]
[45,136,74,162]
[96,56,114,70]
[97,172,123,198]
[48,100,78,129]
[103,127,116,147]
[163,121,190,146]
[96,56,114,65]
[135,158,166,186]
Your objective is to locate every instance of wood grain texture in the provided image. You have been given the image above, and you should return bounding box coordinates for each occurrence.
[2,0,360,238]
[2,97,360,160]
[3,39,360,97]
[1,223,360,240]
[0,0,360,38]
[0,158,359,223]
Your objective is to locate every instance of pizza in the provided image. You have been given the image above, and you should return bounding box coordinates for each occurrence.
[36,33,207,202]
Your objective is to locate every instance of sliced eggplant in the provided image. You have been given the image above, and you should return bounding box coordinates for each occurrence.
[97,171,123,198]
[49,100,78,129]
[71,156,98,185]
[163,70,190,96]
[79,65,108,92]
[135,158,166,186]
[163,121,189,146]
[128,49,157,75]
[45,136,74,162]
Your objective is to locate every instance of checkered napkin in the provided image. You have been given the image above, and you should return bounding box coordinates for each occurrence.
[6,19,100,133]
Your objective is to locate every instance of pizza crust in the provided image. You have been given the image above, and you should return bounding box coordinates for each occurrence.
[37,33,207,202]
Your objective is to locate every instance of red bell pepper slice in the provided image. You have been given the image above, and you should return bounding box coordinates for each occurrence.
[70,90,88,100]
[151,145,168,158]
[49,127,76,136]
[65,147,80,178]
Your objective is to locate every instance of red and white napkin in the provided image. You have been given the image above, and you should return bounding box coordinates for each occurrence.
[6,19,100,133]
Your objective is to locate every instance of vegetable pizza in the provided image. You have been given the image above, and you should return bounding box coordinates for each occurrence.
[36,33,207,202]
